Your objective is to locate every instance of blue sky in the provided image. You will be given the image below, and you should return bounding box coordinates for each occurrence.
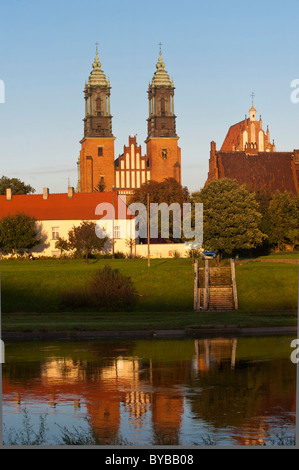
[0,0,299,194]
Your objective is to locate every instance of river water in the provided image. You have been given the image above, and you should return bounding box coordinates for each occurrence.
[2,336,297,446]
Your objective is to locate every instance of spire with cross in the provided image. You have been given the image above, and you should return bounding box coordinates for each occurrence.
[249,92,257,121]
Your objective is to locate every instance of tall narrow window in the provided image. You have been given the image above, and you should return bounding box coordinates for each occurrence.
[96,97,102,114]
[162,148,167,159]
[52,227,60,240]
[161,98,165,116]
[98,146,103,157]
[114,225,120,239]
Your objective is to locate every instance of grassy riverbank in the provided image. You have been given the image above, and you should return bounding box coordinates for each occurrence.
[1,257,298,332]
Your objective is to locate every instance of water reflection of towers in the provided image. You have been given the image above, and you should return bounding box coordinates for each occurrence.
[3,338,296,446]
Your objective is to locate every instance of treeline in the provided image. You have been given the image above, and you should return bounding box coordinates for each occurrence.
[131,177,299,256]
[0,176,298,258]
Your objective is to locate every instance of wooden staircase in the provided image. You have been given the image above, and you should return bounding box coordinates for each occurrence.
[194,260,238,311]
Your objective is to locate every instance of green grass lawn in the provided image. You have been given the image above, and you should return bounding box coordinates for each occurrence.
[0,258,194,313]
[258,252,299,259]
[1,257,298,332]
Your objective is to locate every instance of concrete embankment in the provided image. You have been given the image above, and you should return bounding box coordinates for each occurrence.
[2,325,297,342]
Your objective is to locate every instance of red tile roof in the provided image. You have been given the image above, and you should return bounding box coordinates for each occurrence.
[216,151,298,194]
[0,192,134,221]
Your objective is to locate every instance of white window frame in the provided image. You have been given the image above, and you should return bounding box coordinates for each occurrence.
[52,227,60,240]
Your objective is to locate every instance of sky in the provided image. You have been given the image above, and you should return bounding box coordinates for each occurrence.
[0,0,299,195]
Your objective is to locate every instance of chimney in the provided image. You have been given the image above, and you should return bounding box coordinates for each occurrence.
[68,187,74,198]
[43,188,49,200]
[6,188,12,201]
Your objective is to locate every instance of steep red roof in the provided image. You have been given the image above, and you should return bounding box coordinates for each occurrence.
[216,151,298,194]
[0,192,134,221]
[221,120,247,151]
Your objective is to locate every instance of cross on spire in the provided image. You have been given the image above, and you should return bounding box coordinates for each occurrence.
[251,92,255,105]
[158,42,163,53]
[95,42,99,53]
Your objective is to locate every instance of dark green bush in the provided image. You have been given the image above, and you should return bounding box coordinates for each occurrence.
[88,265,138,311]
[61,265,138,311]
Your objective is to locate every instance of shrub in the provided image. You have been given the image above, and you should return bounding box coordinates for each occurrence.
[88,265,138,311]
[114,251,126,259]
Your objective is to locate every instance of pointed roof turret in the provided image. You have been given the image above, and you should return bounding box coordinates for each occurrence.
[249,92,257,121]
[88,47,109,87]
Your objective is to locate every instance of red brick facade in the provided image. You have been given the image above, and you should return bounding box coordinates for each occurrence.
[80,137,115,192]
[146,137,181,185]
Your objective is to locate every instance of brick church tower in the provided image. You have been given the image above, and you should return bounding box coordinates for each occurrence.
[79,47,115,192]
[78,47,182,193]
[145,48,181,184]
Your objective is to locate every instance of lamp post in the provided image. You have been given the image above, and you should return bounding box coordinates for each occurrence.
[147,193,150,267]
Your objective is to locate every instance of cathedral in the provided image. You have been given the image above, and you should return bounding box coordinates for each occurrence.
[207,101,299,194]
[78,47,181,195]
[77,47,299,197]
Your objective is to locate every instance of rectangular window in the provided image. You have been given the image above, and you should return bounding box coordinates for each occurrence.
[52,227,59,240]
[98,146,103,156]
[114,225,120,239]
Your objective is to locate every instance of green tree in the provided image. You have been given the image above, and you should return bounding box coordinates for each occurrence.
[55,237,70,258]
[192,179,266,258]
[0,176,35,195]
[68,221,108,263]
[131,177,189,206]
[267,191,299,251]
[0,213,41,255]
[130,178,190,243]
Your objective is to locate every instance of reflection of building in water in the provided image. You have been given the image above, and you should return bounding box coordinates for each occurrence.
[194,338,238,371]
[190,339,296,446]
[86,357,151,441]
[234,420,269,446]
[123,391,152,420]
[2,341,296,446]
[151,394,184,444]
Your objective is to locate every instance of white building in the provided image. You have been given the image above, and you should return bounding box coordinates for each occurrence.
[0,188,135,257]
